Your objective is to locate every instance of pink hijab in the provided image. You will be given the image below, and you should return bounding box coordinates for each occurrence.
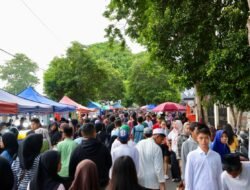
[69,159,99,190]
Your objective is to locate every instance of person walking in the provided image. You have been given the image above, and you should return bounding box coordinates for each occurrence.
[0,157,14,190]
[181,122,199,180]
[108,156,145,190]
[12,134,43,190]
[185,125,222,190]
[221,153,250,190]
[28,150,65,190]
[57,124,78,177]
[69,159,99,190]
[69,123,112,190]
[0,132,18,164]
[136,128,166,190]
[132,116,145,143]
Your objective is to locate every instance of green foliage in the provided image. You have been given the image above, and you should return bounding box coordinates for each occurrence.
[0,53,39,94]
[44,41,124,103]
[127,52,181,105]
[87,41,134,78]
[105,0,250,111]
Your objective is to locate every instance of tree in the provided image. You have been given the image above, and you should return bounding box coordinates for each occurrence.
[44,41,124,103]
[127,52,181,105]
[87,41,134,78]
[104,0,250,121]
[0,53,39,94]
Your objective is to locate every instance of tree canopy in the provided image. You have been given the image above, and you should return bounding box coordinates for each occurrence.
[104,0,250,112]
[0,53,39,94]
[44,41,124,104]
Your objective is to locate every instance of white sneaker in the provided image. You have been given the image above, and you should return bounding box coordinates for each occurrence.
[164,175,170,180]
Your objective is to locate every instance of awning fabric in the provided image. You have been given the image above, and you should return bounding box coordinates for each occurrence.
[0,100,18,114]
[59,96,93,113]
[0,89,53,113]
[18,87,76,112]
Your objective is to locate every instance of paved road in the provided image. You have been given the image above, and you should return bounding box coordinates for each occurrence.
[166,179,178,190]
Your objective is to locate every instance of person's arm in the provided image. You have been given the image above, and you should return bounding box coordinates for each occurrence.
[154,147,165,189]
[221,173,229,190]
[176,136,182,159]
[217,157,223,190]
[181,142,187,180]
[184,154,193,190]
[159,182,165,190]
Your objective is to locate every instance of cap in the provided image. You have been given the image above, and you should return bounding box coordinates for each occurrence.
[120,125,130,133]
[144,127,152,135]
[118,129,129,143]
[153,128,166,137]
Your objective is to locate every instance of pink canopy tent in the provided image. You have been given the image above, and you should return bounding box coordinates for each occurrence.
[59,96,94,113]
[152,102,186,112]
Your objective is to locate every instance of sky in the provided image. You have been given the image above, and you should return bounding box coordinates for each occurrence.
[0,0,144,94]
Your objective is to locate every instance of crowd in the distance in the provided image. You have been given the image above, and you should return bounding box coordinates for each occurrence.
[0,111,249,190]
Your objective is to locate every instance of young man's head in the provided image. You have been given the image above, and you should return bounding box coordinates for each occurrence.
[196,124,211,151]
[152,128,166,145]
[62,124,73,138]
[82,123,96,138]
[114,118,122,128]
[223,153,242,178]
[137,116,143,124]
[31,118,41,130]
[189,122,200,141]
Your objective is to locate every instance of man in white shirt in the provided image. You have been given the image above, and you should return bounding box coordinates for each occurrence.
[136,128,166,190]
[110,127,139,178]
[221,153,250,190]
[185,124,222,190]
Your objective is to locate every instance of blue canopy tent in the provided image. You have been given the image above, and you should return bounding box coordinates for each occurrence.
[0,89,53,113]
[18,87,76,112]
[87,101,102,109]
[112,102,123,109]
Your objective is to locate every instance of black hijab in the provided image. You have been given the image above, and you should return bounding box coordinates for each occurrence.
[2,132,18,158]
[19,133,43,170]
[30,150,64,190]
[0,157,14,190]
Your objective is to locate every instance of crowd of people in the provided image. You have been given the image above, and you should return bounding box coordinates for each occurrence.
[0,111,249,190]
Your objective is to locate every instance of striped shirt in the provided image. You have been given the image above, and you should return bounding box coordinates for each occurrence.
[11,156,40,190]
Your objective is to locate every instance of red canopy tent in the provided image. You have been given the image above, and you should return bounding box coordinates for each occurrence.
[59,96,94,113]
[0,100,18,114]
[152,102,186,112]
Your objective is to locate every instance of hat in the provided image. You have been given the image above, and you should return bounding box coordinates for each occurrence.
[153,128,166,137]
[118,129,129,143]
[120,125,130,133]
[144,127,152,135]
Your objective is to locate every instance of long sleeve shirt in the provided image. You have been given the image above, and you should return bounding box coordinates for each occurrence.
[136,138,165,189]
[221,162,250,190]
[185,147,222,190]
[181,136,198,179]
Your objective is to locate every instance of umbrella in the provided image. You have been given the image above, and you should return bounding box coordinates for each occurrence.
[152,102,186,112]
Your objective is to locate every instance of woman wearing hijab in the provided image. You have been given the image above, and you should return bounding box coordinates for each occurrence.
[28,150,65,190]
[49,122,62,147]
[0,157,14,190]
[211,130,230,161]
[108,156,144,190]
[11,133,43,190]
[0,132,18,164]
[69,159,99,190]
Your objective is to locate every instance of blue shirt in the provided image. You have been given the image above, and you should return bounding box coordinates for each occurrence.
[132,124,144,143]
[0,150,13,165]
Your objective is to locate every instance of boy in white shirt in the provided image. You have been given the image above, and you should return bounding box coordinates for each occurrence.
[185,124,222,190]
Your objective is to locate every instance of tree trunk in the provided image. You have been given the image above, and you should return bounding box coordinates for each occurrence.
[236,111,243,130]
[202,106,209,125]
[230,106,237,127]
[194,83,204,122]
[248,0,250,45]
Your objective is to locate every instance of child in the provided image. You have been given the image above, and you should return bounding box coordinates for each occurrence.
[185,124,222,190]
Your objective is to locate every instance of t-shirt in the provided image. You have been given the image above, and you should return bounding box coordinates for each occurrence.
[132,124,144,143]
[221,162,250,190]
[228,136,239,153]
[57,138,78,177]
